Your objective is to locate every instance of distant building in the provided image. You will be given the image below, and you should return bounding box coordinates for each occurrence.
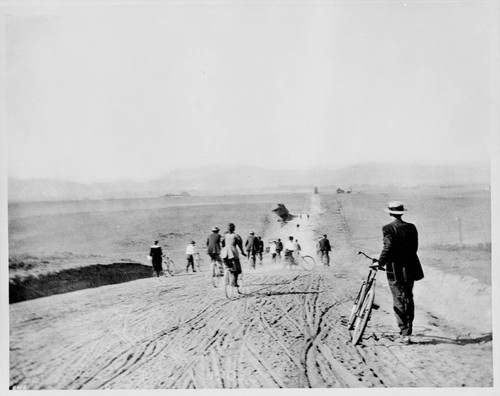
[163,191,190,198]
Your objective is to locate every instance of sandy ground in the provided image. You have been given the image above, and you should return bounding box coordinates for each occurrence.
[9,194,493,389]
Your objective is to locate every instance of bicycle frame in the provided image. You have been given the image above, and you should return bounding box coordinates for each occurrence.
[350,268,377,322]
[348,251,384,345]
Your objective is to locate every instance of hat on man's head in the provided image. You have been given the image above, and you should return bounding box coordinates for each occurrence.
[384,201,407,215]
[212,227,220,232]
[191,240,196,244]
[250,231,255,235]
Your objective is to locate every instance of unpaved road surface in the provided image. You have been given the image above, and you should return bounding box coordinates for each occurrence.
[10,195,493,389]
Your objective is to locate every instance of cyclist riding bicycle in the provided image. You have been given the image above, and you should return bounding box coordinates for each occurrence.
[207,226,223,275]
[283,236,296,266]
[221,223,247,287]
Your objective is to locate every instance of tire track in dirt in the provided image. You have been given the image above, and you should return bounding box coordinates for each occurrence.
[10,193,493,389]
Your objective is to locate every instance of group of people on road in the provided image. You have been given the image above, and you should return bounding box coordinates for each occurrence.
[149,199,423,345]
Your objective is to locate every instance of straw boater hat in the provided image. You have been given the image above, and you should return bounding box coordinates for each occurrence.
[212,227,220,232]
[384,201,408,215]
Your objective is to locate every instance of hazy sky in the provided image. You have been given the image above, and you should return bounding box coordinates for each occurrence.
[4,1,499,182]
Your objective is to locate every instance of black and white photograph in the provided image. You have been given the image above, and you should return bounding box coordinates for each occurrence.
[1,0,498,393]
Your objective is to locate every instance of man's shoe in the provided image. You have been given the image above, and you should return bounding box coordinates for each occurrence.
[398,335,412,345]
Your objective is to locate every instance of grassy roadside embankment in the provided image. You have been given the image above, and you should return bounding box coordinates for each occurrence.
[8,193,311,302]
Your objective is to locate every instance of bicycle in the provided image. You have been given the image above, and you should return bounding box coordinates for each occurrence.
[284,252,316,270]
[348,251,384,345]
[211,258,224,288]
[194,253,204,272]
[223,267,244,299]
[162,255,177,276]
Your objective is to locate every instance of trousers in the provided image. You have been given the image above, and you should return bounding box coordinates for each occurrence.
[186,254,195,272]
[388,279,415,336]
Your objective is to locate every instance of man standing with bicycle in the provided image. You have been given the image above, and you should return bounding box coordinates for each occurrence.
[376,201,424,344]
[149,240,163,277]
[245,231,259,269]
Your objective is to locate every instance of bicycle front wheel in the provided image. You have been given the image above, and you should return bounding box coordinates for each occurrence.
[351,287,375,345]
[347,282,368,330]
[299,255,316,270]
[212,263,222,288]
[196,258,204,272]
[165,260,176,276]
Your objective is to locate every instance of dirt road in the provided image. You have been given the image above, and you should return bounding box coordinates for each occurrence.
[9,194,493,389]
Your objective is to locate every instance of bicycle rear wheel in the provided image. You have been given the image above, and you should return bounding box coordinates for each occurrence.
[165,260,176,276]
[163,259,175,277]
[212,263,223,288]
[249,255,256,269]
[224,269,237,299]
[347,282,368,330]
[299,255,316,270]
[351,287,375,345]
[238,271,244,294]
[284,255,294,269]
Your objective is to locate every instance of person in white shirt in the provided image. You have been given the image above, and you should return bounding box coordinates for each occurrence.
[186,241,196,273]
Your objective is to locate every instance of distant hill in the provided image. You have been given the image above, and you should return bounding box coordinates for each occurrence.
[8,162,490,202]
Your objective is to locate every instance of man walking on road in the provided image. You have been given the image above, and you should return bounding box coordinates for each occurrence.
[318,234,332,266]
[276,238,283,259]
[375,201,424,344]
[245,231,259,269]
[257,236,264,265]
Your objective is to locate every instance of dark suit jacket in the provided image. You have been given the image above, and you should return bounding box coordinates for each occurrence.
[318,238,331,252]
[149,245,163,269]
[207,233,222,254]
[378,218,424,283]
[245,235,259,253]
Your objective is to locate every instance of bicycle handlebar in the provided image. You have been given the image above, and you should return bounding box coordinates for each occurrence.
[357,251,385,271]
[357,251,375,261]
